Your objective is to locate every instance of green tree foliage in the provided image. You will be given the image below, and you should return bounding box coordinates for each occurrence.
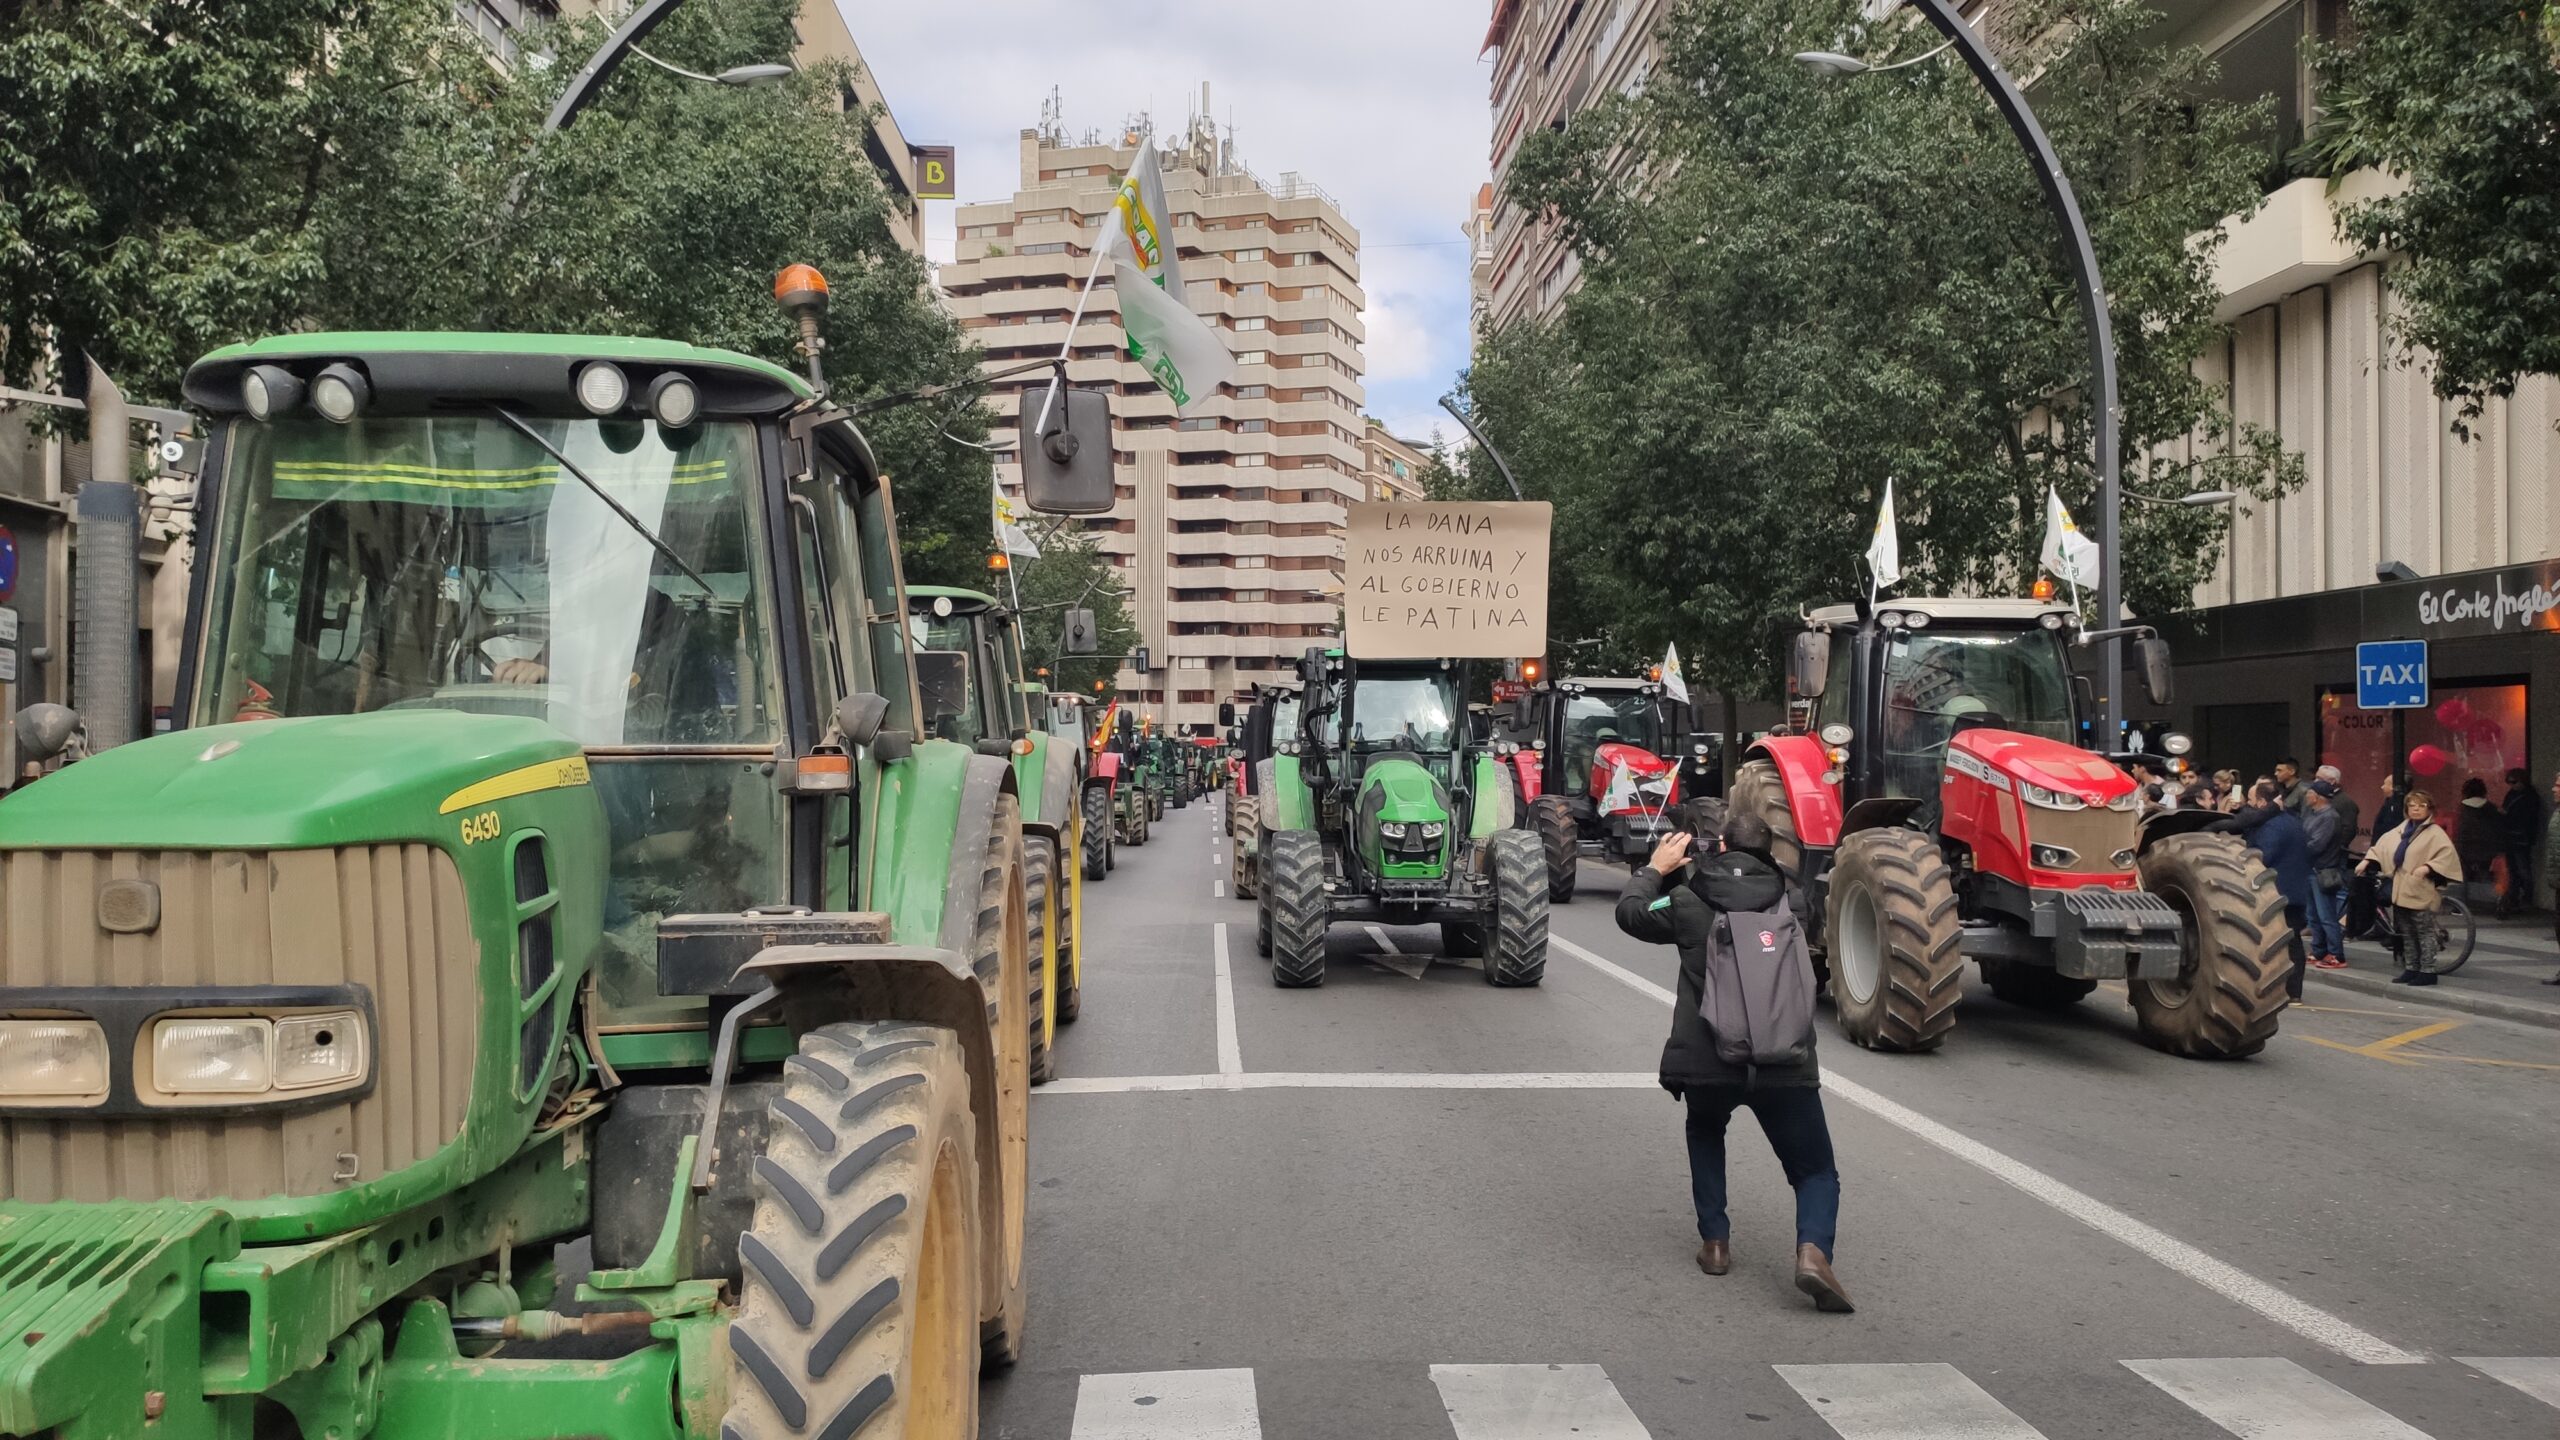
[1453,0,2301,699]
[2308,1,2560,423]
[1009,524,1138,702]
[0,0,995,580]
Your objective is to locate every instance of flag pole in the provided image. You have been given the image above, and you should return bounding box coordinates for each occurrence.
[1035,130,1140,436]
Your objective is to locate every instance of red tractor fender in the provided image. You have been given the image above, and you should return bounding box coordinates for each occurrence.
[1090,751,1124,789]
[1509,749,1544,804]
[1748,734,1844,848]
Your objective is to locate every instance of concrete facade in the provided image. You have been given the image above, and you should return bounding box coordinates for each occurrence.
[1362,424,1435,502]
[943,114,1367,734]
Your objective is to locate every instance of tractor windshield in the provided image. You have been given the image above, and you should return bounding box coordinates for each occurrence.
[1347,673,1459,753]
[196,414,782,746]
[906,610,989,745]
[1560,689,1661,794]
[1878,626,2076,797]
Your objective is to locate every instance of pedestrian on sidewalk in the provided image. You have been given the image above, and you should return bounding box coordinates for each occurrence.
[2542,773,2560,986]
[2303,780,2352,971]
[2316,764,2361,842]
[2275,758,2311,814]
[2498,767,2543,918]
[2371,772,2405,844]
[2456,777,2501,909]
[2361,788,2462,986]
[2210,781,2313,999]
[1616,814,1852,1315]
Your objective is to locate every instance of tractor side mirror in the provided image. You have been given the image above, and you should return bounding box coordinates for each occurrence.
[1218,701,1237,727]
[1789,631,1831,699]
[15,703,84,763]
[1062,608,1099,655]
[1226,725,1242,744]
[834,692,891,749]
[2136,636,2175,706]
[1017,386,1116,515]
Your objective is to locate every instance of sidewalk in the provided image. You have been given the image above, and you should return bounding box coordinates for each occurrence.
[2314,911,2560,1030]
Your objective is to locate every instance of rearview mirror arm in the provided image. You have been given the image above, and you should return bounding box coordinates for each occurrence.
[2073,624,2157,645]
[847,356,1061,418]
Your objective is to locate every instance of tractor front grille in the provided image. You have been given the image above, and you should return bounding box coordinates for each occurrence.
[2025,805,2141,875]
[0,846,478,1204]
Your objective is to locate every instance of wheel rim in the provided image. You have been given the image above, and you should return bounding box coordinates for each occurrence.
[909,1140,976,1438]
[1838,883,1883,1005]
[2146,880,2203,1010]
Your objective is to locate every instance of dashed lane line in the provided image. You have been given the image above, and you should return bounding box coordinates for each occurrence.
[1212,922,1242,1079]
[1544,933,2425,1366]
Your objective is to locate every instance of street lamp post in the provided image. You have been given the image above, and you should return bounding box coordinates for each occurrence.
[543,0,789,136]
[1800,0,2127,741]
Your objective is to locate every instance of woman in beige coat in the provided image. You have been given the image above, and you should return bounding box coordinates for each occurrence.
[2359,788,2463,986]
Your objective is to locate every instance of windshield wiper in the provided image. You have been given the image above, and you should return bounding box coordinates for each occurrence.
[489,405,716,600]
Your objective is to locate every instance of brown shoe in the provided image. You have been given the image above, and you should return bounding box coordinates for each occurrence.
[1794,1243,1855,1313]
[1696,1240,1731,1276]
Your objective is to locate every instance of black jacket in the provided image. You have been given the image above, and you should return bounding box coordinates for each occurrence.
[1615,848,1821,1094]
[2502,784,2544,849]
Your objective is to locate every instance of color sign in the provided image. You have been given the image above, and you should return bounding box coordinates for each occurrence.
[2354,639,2428,710]
[911,145,956,200]
[1344,501,1552,660]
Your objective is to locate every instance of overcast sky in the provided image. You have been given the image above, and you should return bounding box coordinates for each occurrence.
[839,0,1491,448]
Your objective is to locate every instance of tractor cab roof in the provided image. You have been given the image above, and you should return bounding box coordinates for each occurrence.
[1807,598,2073,628]
[1560,676,1657,693]
[909,586,1002,614]
[186,332,814,419]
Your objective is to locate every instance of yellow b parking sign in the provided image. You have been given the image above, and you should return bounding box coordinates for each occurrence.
[912,145,956,200]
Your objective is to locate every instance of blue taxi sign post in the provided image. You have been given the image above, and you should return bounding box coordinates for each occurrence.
[2355,640,2428,710]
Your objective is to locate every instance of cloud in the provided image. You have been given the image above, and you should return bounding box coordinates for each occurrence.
[840,0,1488,418]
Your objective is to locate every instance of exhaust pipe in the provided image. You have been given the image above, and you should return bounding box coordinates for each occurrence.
[73,357,140,751]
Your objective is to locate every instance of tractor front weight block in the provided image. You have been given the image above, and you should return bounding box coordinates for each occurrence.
[2051,888,2185,980]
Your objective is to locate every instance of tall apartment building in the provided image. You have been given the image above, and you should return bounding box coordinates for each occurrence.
[1479,0,1669,332]
[1362,423,1435,503]
[942,107,1368,733]
[470,0,930,250]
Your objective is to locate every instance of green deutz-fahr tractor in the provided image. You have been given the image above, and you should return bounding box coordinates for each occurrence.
[905,588,1086,1083]
[1220,683,1300,901]
[0,317,1097,1437]
[1253,652,1549,987]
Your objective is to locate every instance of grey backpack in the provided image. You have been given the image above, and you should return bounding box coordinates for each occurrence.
[1700,905,1817,1077]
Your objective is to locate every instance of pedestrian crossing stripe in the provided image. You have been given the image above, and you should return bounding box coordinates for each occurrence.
[1059,1358,2560,1438]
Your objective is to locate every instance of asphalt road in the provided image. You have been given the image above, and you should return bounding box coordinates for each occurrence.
[987,798,2560,1438]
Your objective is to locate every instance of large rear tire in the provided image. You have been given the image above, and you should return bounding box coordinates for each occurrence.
[2133,833,2290,1059]
[725,1022,982,1440]
[1231,794,1259,899]
[1980,959,2097,1009]
[970,795,1031,1369]
[1728,760,1803,884]
[1484,829,1550,987]
[1528,795,1578,903]
[1264,829,1330,987]
[1024,836,1058,1085]
[1079,785,1110,881]
[1824,829,1962,1052]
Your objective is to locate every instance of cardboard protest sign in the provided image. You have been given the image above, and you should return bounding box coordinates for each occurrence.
[1344,501,1551,659]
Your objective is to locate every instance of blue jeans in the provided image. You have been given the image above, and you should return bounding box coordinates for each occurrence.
[1684,1087,1841,1255]
[2308,879,2347,959]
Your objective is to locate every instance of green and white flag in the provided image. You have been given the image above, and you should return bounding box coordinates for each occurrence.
[1865,477,1902,594]
[1660,642,1690,704]
[1105,139,1231,411]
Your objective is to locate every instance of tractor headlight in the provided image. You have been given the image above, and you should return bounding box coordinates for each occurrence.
[646,372,702,429]
[241,365,305,422]
[2031,843,2079,869]
[575,361,632,416]
[2108,789,2142,812]
[153,1019,273,1094]
[1819,723,1854,746]
[310,364,371,424]
[0,1020,111,1102]
[1380,822,1409,840]
[1421,822,1445,838]
[274,1011,368,1090]
[2018,780,2088,811]
[2161,731,2193,756]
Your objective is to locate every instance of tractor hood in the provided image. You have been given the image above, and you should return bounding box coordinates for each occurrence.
[1949,729,2136,808]
[0,711,590,851]
[1360,757,1452,822]
[1589,741,1675,814]
[1358,756,1453,879]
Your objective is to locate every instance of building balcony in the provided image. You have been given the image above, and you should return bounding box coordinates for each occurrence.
[2209,168,2405,321]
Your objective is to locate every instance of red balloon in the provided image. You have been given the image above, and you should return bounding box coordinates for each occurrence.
[2435,699,2473,727]
[2408,744,2450,777]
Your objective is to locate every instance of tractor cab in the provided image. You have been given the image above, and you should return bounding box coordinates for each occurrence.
[1510,675,1692,897]
[1220,682,1301,899]
[1732,595,2288,1061]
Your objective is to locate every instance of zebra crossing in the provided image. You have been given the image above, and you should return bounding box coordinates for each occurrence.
[1059,1355,2560,1438]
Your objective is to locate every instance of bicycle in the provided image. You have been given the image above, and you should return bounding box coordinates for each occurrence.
[2367,889,2476,974]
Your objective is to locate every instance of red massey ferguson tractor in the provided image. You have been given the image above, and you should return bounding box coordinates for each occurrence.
[1729,597,2291,1060]
[1507,676,1692,901]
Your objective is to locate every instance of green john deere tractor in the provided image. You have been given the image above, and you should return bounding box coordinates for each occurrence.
[1253,651,1549,987]
[905,587,1086,1084]
[1092,713,1153,849]
[1040,691,1119,882]
[0,321,1089,1439]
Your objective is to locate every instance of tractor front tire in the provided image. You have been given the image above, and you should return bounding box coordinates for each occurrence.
[1981,959,2098,1009]
[970,795,1032,1369]
[725,1022,983,1440]
[1264,829,1330,987]
[2133,833,2291,1059]
[1528,795,1578,903]
[1728,760,1803,887]
[1079,786,1111,881]
[1484,829,1551,986]
[1824,828,1962,1052]
[1231,795,1259,899]
[1024,836,1058,1085]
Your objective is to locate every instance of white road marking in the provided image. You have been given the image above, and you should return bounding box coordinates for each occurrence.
[1431,1363,1652,1439]
[2125,1358,2432,1438]
[1211,923,1243,1080]
[1548,933,2424,1366]
[1214,879,1226,897]
[1071,1368,1263,1439]
[1365,923,1402,954]
[1775,1363,2047,1439]
[2455,1357,2560,1411]
[1037,1071,1660,1094]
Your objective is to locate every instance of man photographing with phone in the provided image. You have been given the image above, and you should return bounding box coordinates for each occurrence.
[1616,809,1852,1313]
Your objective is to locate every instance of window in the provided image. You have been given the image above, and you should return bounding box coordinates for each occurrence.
[1177,657,1213,670]
[1236,351,1267,367]
[1236,316,1267,331]
[1236,384,1268,400]
[1235,248,1265,263]
[1237,419,1269,433]
[1180,689,1215,704]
